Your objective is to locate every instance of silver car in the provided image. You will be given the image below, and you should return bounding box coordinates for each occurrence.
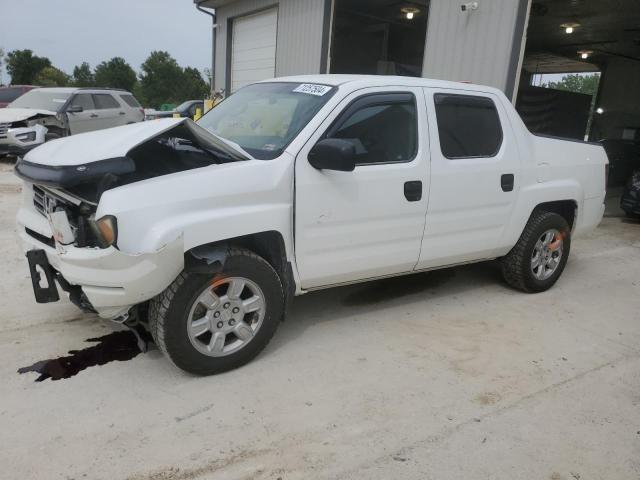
[0,87,144,157]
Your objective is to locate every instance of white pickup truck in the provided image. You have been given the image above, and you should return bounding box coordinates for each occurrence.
[15,75,607,375]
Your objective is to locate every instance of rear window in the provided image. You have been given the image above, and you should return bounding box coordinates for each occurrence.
[93,94,120,109]
[0,87,26,103]
[434,93,503,159]
[120,94,141,108]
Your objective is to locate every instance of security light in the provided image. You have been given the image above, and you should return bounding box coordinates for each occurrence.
[401,7,420,19]
[561,22,580,34]
[578,50,593,59]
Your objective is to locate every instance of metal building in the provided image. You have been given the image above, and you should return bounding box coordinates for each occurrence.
[197,0,528,98]
[196,0,640,161]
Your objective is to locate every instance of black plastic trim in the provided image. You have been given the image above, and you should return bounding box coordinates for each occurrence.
[533,132,603,147]
[26,249,60,303]
[25,227,55,248]
[14,157,135,188]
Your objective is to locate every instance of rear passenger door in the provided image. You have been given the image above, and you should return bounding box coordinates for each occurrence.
[92,93,125,130]
[416,88,521,269]
[295,87,430,288]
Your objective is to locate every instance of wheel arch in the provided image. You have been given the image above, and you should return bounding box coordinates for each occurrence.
[184,230,296,313]
[531,199,578,230]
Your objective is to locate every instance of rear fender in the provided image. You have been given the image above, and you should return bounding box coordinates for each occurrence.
[504,179,582,249]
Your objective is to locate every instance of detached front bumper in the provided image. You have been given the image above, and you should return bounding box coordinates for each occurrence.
[0,124,47,156]
[17,203,184,319]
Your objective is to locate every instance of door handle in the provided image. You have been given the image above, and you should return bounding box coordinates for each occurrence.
[501,174,514,192]
[404,180,422,202]
[89,113,99,118]
[119,111,126,115]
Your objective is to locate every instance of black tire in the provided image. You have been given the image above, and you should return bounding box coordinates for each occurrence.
[149,247,284,375]
[500,211,571,293]
[624,210,640,220]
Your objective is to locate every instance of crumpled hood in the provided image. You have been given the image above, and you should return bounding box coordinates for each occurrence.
[24,118,187,166]
[0,107,57,123]
[15,118,252,200]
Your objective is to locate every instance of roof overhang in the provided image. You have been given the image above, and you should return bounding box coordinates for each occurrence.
[193,0,237,8]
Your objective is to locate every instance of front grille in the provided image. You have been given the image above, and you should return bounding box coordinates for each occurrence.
[33,185,47,216]
[0,122,9,139]
[33,185,74,217]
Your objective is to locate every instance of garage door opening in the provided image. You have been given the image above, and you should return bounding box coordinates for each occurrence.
[329,0,429,77]
[517,0,640,188]
[229,8,278,93]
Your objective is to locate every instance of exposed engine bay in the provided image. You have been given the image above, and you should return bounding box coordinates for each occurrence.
[16,120,248,249]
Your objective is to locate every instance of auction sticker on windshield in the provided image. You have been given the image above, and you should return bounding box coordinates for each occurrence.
[293,84,332,96]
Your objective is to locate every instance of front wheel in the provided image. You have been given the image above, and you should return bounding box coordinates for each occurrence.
[501,211,571,293]
[149,248,284,375]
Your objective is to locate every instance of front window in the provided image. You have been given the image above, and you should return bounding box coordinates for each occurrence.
[8,90,72,112]
[198,82,336,159]
[325,93,417,165]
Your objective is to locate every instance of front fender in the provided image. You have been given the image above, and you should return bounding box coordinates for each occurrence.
[97,155,295,261]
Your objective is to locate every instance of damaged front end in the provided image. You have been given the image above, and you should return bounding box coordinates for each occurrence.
[0,110,63,157]
[15,118,247,318]
[15,118,248,203]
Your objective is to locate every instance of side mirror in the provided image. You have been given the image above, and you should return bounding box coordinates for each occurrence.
[308,138,356,172]
[66,105,83,113]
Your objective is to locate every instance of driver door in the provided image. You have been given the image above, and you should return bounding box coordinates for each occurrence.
[294,87,430,289]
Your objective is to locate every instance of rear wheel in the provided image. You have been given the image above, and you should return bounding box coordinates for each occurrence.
[149,248,284,375]
[501,211,571,293]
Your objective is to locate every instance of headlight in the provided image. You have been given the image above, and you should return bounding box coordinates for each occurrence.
[93,215,118,247]
[15,131,36,142]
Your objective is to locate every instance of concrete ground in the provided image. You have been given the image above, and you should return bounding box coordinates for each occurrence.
[1,161,639,480]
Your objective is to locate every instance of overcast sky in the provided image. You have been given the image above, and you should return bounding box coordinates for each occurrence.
[0,0,213,83]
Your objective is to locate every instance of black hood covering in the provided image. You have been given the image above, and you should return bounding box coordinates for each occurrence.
[15,122,247,203]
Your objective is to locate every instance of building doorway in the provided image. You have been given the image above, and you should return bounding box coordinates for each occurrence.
[329,0,429,77]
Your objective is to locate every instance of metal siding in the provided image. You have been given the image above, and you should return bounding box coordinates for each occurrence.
[213,0,325,90]
[422,0,521,92]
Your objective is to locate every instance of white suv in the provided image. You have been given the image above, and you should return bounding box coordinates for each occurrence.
[0,87,144,157]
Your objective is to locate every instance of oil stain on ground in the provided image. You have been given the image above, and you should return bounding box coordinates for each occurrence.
[18,330,144,382]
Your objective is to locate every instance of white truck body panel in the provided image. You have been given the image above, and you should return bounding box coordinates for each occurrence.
[15,75,607,319]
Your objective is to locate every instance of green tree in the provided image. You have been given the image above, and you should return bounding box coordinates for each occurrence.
[6,49,51,84]
[138,51,184,108]
[545,73,600,96]
[72,62,95,87]
[94,57,137,91]
[180,67,209,100]
[33,66,70,87]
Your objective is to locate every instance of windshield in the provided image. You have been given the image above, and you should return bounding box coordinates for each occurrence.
[8,90,71,112]
[197,82,336,159]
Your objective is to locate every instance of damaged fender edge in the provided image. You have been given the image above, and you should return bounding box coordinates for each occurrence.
[184,243,228,274]
[20,228,186,320]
